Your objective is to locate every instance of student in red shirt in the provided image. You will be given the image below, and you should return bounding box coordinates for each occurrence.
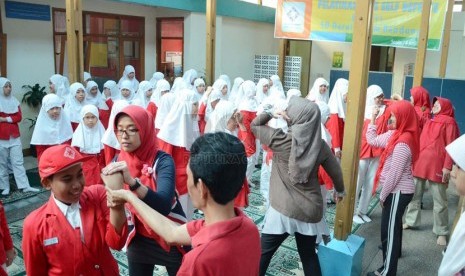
[0,201,15,275]
[22,145,128,276]
[107,132,261,276]
[325,78,349,160]
[409,86,431,132]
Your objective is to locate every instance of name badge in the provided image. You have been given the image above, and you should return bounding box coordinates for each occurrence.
[44,237,59,246]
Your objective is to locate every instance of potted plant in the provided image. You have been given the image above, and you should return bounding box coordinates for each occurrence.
[21,83,47,157]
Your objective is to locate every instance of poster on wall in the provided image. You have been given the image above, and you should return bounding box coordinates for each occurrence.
[332,52,343,68]
[274,0,446,50]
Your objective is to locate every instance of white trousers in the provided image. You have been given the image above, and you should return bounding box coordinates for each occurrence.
[355,157,379,215]
[260,150,272,209]
[0,137,31,190]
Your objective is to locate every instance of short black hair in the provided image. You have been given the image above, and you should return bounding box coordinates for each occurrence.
[189,132,247,205]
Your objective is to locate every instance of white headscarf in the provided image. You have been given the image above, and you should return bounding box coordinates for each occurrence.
[83,72,92,82]
[193,78,205,102]
[118,65,139,92]
[150,79,171,107]
[364,85,385,119]
[157,89,199,149]
[316,101,332,146]
[149,72,164,88]
[255,78,270,104]
[270,75,285,99]
[0,78,19,114]
[205,100,236,133]
[133,81,153,108]
[265,96,288,133]
[212,78,228,100]
[119,80,136,103]
[327,78,349,119]
[171,77,187,98]
[85,80,108,110]
[205,89,223,121]
[219,74,231,95]
[64,82,87,123]
[286,89,302,103]
[182,69,198,89]
[101,100,129,150]
[228,77,244,107]
[237,80,258,112]
[155,93,176,130]
[71,105,105,154]
[103,80,120,101]
[31,94,73,145]
[49,74,68,101]
[307,78,329,103]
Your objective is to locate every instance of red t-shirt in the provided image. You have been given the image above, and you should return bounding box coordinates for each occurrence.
[177,208,260,276]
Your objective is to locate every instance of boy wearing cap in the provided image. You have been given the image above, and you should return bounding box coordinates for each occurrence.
[438,134,465,276]
[22,145,128,276]
[106,132,261,275]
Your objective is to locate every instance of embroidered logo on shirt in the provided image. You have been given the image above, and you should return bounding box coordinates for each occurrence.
[44,237,59,246]
[64,147,76,159]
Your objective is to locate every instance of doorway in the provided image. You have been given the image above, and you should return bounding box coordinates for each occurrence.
[156,18,184,84]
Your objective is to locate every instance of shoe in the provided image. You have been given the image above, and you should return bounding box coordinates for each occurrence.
[367,270,382,276]
[437,235,447,246]
[322,234,331,245]
[360,214,372,223]
[22,187,39,193]
[353,215,365,224]
[1,189,9,196]
[402,223,413,230]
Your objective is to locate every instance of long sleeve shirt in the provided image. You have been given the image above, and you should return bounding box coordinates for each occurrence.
[366,124,415,202]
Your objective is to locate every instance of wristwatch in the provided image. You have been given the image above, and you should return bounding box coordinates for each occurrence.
[129,178,142,191]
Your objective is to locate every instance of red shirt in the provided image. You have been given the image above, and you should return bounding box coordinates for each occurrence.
[237,110,257,157]
[0,108,21,140]
[147,101,158,120]
[158,140,190,195]
[0,202,13,271]
[178,208,260,276]
[326,114,344,151]
[198,103,207,135]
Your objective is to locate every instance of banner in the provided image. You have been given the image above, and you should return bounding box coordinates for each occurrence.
[275,0,446,50]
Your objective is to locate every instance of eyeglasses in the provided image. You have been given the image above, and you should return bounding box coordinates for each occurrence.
[115,128,139,137]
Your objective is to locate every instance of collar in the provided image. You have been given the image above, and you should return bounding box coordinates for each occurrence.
[191,208,246,247]
[52,194,81,217]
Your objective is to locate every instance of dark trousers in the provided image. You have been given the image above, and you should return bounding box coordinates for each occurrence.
[260,232,321,276]
[379,192,413,276]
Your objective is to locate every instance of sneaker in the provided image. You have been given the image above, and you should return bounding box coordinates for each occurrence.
[360,214,372,223]
[22,187,39,193]
[437,235,447,246]
[353,215,365,224]
[1,189,9,196]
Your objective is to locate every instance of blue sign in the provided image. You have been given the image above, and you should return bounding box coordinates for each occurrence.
[5,1,51,21]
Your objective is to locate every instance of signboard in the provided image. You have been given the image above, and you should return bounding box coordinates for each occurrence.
[5,1,51,21]
[275,0,446,50]
[332,51,343,68]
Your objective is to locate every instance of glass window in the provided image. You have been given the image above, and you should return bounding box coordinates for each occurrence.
[121,17,144,37]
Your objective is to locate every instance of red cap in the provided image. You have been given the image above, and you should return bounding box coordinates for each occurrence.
[39,145,92,179]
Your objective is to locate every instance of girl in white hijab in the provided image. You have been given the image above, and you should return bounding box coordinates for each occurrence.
[212,78,228,100]
[192,78,206,102]
[147,79,170,120]
[182,69,198,89]
[118,65,139,92]
[64,82,87,130]
[218,74,231,95]
[157,89,199,220]
[49,74,68,103]
[286,89,302,102]
[228,77,244,107]
[101,100,129,165]
[85,81,106,108]
[0,77,39,195]
[119,80,136,104]
[256,78,271,104]
[31,94,73,161]
[83,71,92,86]
[326,78,349,159]
[307,77,329,103]
[133,81,153,109]
[269,75,285,99]
[71,104,106,185]
[103,80,120,102]
[149,72,164,89]
[171,77,187,98]
[154,92,176,132]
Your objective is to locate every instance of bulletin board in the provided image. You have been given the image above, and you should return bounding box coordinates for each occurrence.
[89,42,108,67]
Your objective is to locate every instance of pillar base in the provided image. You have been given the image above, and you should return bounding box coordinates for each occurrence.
[318,234,365,276]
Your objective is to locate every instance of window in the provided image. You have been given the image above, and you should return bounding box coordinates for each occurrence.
[156,18,183,83]
[52,9,144,83]
[370,46,395,72]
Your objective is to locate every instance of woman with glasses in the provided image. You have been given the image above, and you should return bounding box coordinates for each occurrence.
[102,105,187,276]
[0,78,40,195]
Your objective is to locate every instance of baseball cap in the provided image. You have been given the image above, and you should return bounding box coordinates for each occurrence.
[446,134,465,169]
[39,145,92,179]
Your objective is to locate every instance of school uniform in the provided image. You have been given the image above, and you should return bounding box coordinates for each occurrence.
[0,202,13,276]
[64,82,87,131]
[22,185,128,276]
[177,208,260,276]
[410,86,431,132]
[101,100,129,165]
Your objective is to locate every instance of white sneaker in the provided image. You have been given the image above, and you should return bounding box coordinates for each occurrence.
[360,214,372,223]
[1,189,9,196]
[353,215,365,224]
[22,187,39,193]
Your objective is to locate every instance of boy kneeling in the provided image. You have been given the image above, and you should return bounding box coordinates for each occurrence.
[106,132,261,275]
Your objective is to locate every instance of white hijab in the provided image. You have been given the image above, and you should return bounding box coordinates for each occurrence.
[50,74,69,101]
[0,78,19,114]
[316,101,332,146]
[150,79,171,107]
[101,100,129,150]
[212,78,228,100]
[85,80,108,109]
[103,80,120,101]
[219,74,231,95]
[155,93,176,130]
[192,78,205,102]
[205,100,236,133]
[118,65,139,92]
[171,77,187,98]
[133,81,153,108]
[307,78,329,103]
[72,105,105,154]
[149,72,164,88]
[265,96,288,133]
[31,94,73,145]
[158,89,199,149]
[182,69,198,89]
[228,77,244,107]
[270,75,285,99]
[64,82,86,123]
[286,89,302,103]
[237,80,258,112]
[83,72,92,83]
[255,78,270,104]
[364,85,386,119]
[328,78,349,119]
[119,80,136,103]
[205,88,223,122]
